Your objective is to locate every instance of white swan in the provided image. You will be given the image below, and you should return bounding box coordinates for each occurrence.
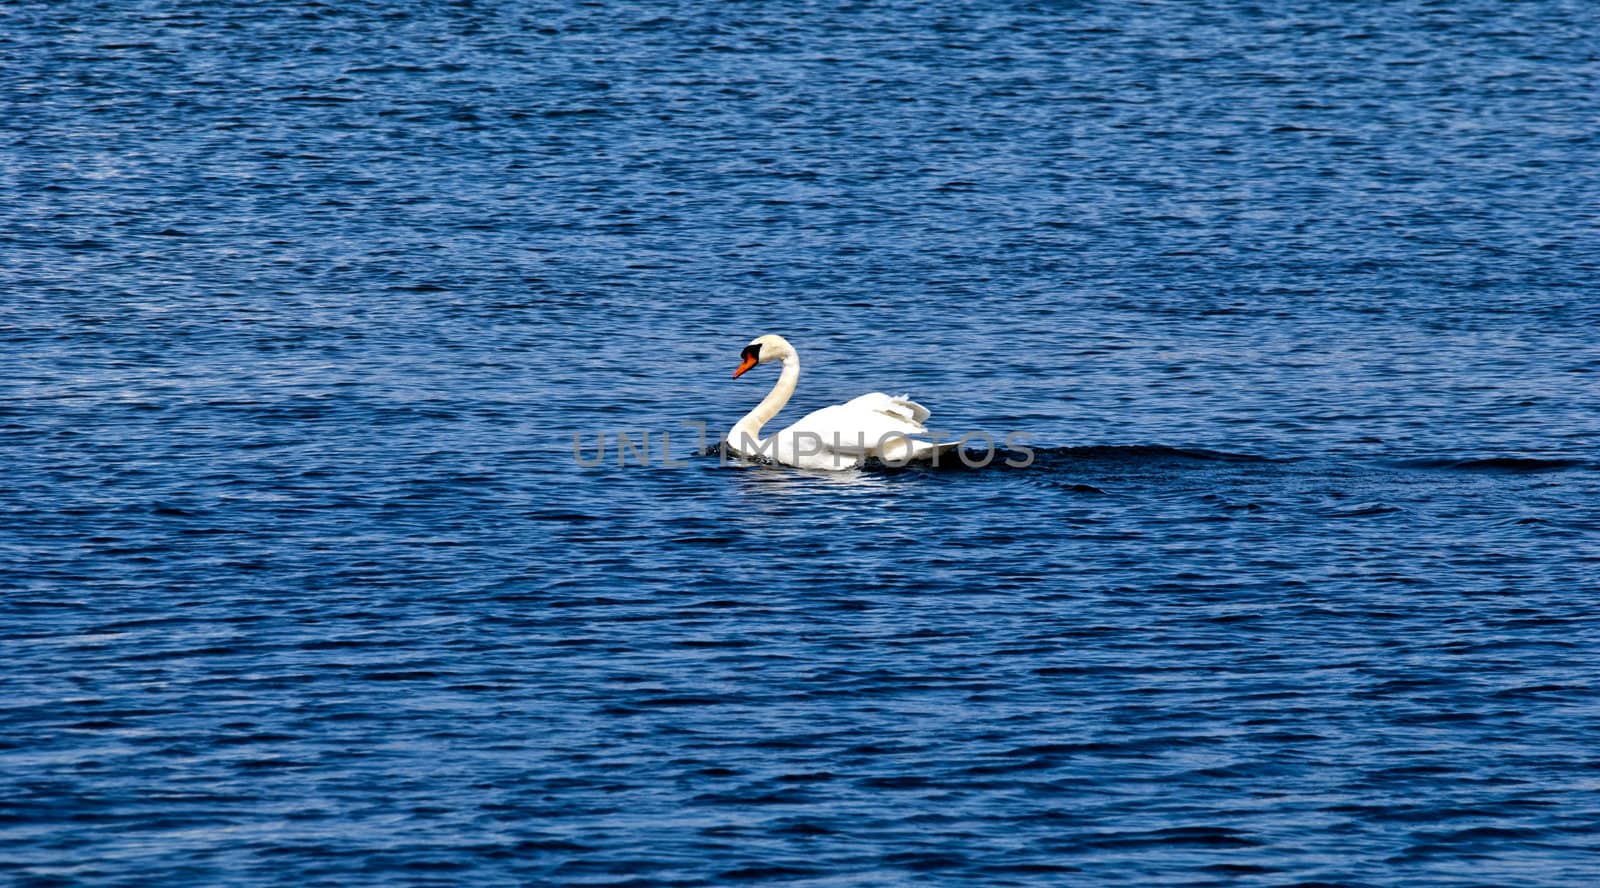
[726,334,951,470]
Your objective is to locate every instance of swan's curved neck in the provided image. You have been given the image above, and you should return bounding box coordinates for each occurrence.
[729,352,799,449]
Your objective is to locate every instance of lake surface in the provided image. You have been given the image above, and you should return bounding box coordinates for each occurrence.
[4,1,1599,885]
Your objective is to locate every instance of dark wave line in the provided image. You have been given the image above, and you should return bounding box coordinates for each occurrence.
[1394,456,1590,473]
[694,442,1281,469]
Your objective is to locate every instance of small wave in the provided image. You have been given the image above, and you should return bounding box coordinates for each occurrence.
[278,94,359,104]
[1395,456,1589,473]
[1323,501,1404,519]
[1075,826,1263,850]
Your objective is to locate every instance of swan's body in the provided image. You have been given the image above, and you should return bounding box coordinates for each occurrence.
[726,334,950,470]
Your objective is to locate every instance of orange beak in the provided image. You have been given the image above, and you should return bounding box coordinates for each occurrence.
[733,353,758,378]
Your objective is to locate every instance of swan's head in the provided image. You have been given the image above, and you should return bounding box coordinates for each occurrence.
[732,334,793,378]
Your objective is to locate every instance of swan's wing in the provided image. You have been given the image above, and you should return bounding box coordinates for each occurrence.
[841,392,931,426]
[776,395,931,457]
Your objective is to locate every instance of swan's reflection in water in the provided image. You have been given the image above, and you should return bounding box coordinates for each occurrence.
[727,460,897,523]
[733,462,888,490]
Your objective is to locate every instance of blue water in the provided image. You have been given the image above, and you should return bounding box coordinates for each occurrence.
[4,1,1600,885]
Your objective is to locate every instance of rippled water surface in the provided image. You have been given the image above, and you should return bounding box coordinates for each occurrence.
[5,1,1600,885]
